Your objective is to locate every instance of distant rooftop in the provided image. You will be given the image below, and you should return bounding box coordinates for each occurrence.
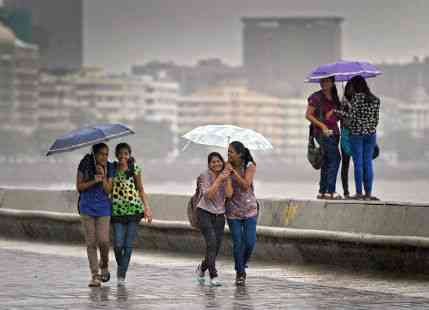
[242,16,344,23]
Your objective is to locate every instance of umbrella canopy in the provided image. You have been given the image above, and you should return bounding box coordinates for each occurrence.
[182,125,273,151]
[305,60,382,83]
[46,123,134,156]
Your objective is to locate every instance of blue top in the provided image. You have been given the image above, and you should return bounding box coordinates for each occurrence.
[78,161,114,217]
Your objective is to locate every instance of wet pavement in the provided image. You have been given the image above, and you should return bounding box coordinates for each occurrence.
[2,239,429,309]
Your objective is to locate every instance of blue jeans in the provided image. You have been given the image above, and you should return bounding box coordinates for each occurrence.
[113,221,139,278]
[227,217,257,274]
[317,135,341,193]
[350,133,376,195]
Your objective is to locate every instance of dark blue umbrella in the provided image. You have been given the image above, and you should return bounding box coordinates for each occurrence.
[46,123,134,156]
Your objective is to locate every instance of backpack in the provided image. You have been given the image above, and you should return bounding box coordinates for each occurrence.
[187,175,203,229]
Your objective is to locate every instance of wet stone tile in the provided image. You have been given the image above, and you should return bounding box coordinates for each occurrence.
[1,247,429,309]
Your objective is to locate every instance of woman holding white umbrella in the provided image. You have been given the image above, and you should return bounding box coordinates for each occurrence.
[182,125,271,286]
[225,141,258,286]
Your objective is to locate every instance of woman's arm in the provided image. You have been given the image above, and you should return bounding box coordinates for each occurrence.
[305,105,327,130]
[134,172,152,223]
[203,174,227,200]
[231,164,256,192]
[225,176,233,199]
[101,177,112,194]
[76,171,102,192]
[306,106,333,136]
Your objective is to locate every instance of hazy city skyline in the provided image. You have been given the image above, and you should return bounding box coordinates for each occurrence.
[81,0,429,72]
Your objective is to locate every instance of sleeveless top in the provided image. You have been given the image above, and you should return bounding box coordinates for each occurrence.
[111,163,145,223]
[225,162,258,219]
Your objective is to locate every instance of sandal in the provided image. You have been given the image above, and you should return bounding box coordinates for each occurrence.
[89,274,102,287]
[100,269,110,283]
[316,193,326,200]
[364,195,380,201]
[350,194,364,200]
[325,193,343,200]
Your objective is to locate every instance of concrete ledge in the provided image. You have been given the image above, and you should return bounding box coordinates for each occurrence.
[2,188,429,237]
[2,208,429,273]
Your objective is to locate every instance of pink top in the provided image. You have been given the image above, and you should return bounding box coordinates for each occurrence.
[196,170,226,215]
[308,90,340,136]
[226,163,258,219]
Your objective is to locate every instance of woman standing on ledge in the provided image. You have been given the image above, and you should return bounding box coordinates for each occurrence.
[111,143,152,286]
[226,141,258,286]
[76,143,113,287]
[335,75,380,200]
[195,152,233,287]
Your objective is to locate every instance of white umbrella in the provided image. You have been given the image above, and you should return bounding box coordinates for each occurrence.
[182,124,274,151]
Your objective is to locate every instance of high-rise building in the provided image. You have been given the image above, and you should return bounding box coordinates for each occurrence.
[4,0,83,70]
[132,59,245,95]
[397,83,429,139]
[178,85,289,155]
[242,17,343,97]
[38,73,76,131]
[73,70,144,125]
[0,22,39,134]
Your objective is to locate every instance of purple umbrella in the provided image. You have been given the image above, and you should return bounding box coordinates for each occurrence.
[305,60,382,83]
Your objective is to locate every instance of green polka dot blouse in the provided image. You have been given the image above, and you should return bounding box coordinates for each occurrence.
[111,164,144,217]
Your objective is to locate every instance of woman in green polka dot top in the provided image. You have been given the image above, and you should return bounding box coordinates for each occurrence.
[111,142,153,285]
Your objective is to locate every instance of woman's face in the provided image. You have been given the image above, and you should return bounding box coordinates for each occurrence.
[117,148,130,164]
[94,147,109,166]
[228,145,241,164]
[320,78,334,92]
[208,156,224,173]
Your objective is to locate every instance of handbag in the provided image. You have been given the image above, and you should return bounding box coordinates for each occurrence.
[307,126,323,170]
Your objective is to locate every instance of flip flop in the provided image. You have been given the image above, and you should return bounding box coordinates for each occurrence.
[365,196,380,201]
[100,270,110,283]
[350,194,365,200]
[325,193,343,200]
[316,193,326,199]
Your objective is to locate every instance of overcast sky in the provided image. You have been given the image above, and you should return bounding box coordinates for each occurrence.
[38,0,429,72]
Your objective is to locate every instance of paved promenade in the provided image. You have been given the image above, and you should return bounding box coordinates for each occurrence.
[2,240,429,309]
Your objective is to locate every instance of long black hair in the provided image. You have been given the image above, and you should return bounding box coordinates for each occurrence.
[350,75,375,99]
[230,141,255,168]
[343,81,354,102]
[326,76,341,108]
[78,142,109,180]
[115,142,136,178]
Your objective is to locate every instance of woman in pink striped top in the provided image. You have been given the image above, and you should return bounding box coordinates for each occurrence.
[195,152,233,287]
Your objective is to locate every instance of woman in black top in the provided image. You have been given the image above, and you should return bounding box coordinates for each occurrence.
[335,76,380,200]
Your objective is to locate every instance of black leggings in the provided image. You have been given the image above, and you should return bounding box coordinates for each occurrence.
[341,146,351,196]
[197,208,225,278]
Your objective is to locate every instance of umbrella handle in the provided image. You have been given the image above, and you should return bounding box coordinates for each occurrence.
[226,136,231,159]
[182,140,192,151]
